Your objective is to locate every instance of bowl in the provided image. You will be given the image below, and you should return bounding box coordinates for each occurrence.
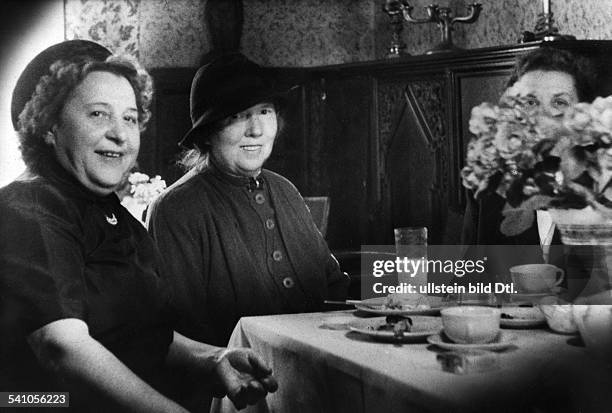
[537,296,578,334]
[440,306,500,344]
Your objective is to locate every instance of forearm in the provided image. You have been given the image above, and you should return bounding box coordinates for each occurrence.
[29,319,187,413]
[166,331,226,379]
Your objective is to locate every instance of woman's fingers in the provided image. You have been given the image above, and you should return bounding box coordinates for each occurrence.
[259,375,279,392]
[227,381,265,410]
[246,350,273,376]
[245,380,266,405]
[217,351,278,410]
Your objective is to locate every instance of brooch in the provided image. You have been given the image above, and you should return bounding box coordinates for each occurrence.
[105,213,118,226]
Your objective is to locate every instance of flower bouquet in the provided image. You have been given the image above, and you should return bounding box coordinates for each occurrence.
[119,172,166,224]
[461,94,612,237]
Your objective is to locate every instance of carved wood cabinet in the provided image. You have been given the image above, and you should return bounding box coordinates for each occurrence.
[140,40,612,251]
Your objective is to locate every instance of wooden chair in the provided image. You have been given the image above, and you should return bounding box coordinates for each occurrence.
[303,196,330,238]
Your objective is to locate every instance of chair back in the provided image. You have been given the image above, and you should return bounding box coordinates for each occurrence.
[304,196,330,237]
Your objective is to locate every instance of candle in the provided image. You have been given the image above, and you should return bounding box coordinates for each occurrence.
[542,0,550,15]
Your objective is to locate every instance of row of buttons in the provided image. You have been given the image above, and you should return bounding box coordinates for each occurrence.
[253,191,293,289]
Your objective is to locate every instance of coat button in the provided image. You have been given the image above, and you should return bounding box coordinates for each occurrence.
[265,218,275,230]
[282,277,295,288]
[272,250,283,261]
[255,193,265,204]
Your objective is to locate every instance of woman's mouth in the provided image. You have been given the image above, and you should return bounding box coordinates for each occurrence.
[240,145,262,152]
[96,151,123,158]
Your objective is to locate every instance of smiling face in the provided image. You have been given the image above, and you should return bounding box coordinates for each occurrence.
[49,71,140,195]
[209,102,278,177]
[507,70,579,117]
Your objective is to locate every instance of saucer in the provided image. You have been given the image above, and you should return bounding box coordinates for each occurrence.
[427,331,516,351]
[353,297,443,316]
[349,316,442,342]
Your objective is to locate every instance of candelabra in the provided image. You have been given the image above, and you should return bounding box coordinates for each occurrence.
[384,1,482,56]
[521,0,575,42]
[383,0,408,57]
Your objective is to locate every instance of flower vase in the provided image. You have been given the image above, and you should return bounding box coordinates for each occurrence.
[548,208,612,300]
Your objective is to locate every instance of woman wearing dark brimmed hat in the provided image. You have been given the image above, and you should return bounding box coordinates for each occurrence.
[0,41,277,412]
[147,52,349,347]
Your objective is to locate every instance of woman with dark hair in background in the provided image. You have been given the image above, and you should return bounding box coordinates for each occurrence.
[0,40,276,412]
[462,47,597,252]
[147,52,349,347]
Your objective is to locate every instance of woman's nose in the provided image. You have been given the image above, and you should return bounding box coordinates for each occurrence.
[106,119,129,143]
[245,116,263,137]
[547,104,564,118]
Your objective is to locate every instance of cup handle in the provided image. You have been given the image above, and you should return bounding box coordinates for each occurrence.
[554,268,565,287]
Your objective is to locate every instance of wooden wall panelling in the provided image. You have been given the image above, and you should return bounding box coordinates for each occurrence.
[311,72,372,250]
[372,77,408,245]
[144,68,196,185]
[381,71,451,245]
[304,76,327,197]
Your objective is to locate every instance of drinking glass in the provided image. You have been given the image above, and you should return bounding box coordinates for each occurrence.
[394,227,428,292]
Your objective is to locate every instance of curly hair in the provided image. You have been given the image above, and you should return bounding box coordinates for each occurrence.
[178,102,286,173]
[506,47,597,103]
[17,55,153,174]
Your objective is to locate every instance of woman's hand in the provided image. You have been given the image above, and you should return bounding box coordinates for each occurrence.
[211,348,278,410]
[168,332,278,410]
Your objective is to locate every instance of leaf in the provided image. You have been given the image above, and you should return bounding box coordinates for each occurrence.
[500,195,555,236]
[500,209,534,236]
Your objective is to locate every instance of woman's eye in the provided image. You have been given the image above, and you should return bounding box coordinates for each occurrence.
[261,108,275,115]
[124,115,138,125]
[90,110,108,118]
[552,99,570,109]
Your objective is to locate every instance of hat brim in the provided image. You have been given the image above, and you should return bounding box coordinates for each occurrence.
[11,40,111,130]
[178,85,297,149]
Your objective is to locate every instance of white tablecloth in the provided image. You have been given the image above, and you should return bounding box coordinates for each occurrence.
[210,311,612,413]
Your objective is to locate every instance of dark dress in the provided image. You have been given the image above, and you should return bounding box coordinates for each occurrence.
[0,160,174,411]
[147,161,348,346]
[461,191,564,284]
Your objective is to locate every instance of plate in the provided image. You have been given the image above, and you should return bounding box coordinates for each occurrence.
[354,296,445,316]
[427,331,516,351]
[500,306,546,328]
[348,316,442,342]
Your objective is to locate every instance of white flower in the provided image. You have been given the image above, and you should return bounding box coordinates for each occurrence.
[126,173,167,205]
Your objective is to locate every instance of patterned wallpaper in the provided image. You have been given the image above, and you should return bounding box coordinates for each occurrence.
[65,0,140,58]
[138,0,208,68]
[65,0,612,68]
[241,0,375,66]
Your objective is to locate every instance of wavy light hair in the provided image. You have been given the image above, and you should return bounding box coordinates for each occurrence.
[17,55,153,174]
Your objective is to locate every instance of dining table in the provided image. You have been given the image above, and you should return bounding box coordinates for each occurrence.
[210,309,612,413]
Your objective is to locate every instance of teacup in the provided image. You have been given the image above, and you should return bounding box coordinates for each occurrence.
[510,264,565,294]
[441,306,501,344]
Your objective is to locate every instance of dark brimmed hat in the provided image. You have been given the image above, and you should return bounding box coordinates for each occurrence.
[11,39,111,131]
[179,52,292,149]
